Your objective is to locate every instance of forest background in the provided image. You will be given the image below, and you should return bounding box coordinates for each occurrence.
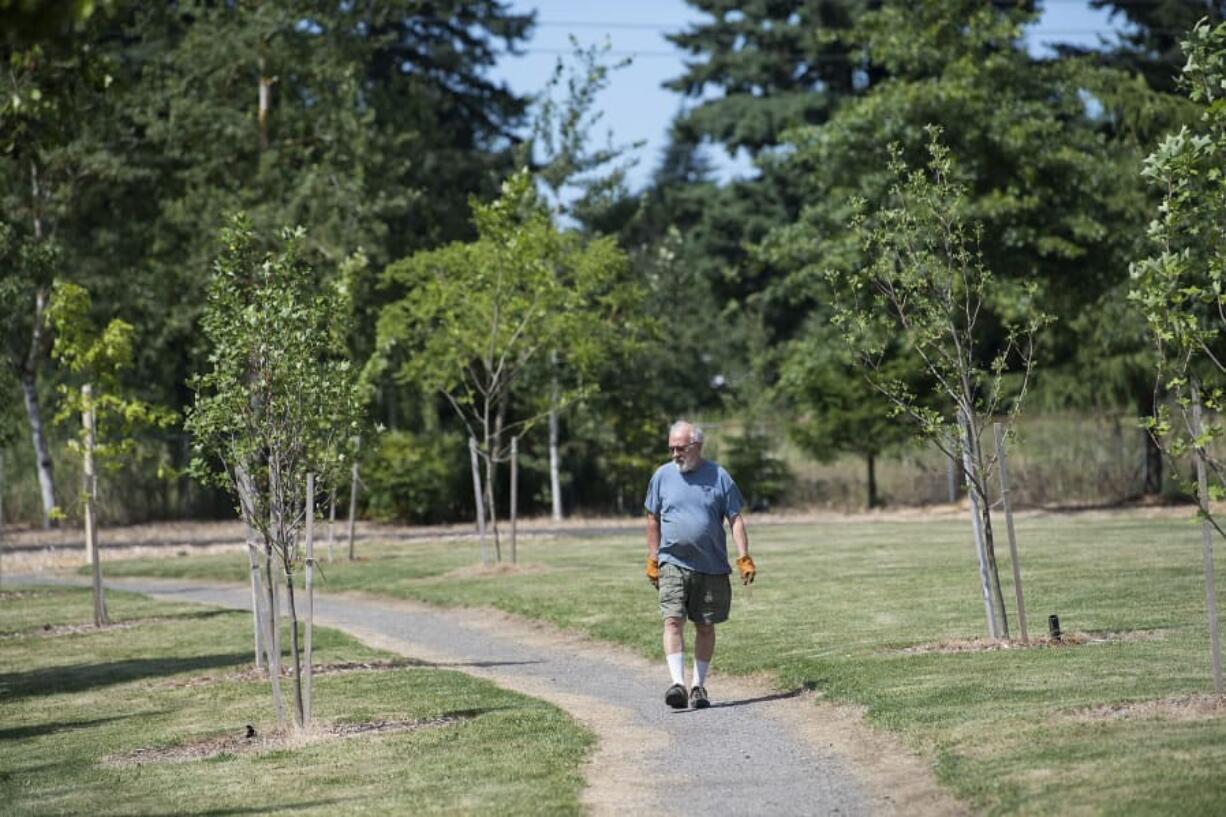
[2,0,1214,529]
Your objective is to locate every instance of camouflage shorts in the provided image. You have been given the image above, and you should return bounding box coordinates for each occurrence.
[658,562,731,624]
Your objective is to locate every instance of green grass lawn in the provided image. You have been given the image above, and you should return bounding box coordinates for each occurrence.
[102,512,1226,815]
[0,586,592,816]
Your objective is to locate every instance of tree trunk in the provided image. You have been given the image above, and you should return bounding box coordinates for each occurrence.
[866,452,879,509]
[234,464,265,669]
[284,567,304,728]
[960,411,1000,639]
[484,442,501,563]
[263,538,286,724]
[20,367,56,529]
[25,162,56,527]
[966,414,1009,639]
[469,437,488,564]
[246,542,266,670]
[83,386,107,627]
[979,501,1010,640]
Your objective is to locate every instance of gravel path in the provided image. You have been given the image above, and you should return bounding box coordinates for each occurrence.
[8,574,967,817]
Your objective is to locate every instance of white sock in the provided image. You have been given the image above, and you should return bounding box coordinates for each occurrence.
[666,652,685,685]
[693,658,710,688]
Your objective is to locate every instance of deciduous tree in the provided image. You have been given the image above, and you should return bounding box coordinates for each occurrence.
[187,216,361,726]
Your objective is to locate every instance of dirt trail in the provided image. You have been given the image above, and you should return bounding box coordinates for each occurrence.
[10,573,968,817]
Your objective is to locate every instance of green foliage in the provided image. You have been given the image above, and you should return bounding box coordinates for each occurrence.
[830,131,1047,462]
[44,280,176,465]
[1086,0,1225,94]
[763,0,1183,398]
[1131,18,1226,521]
[186,215,361,562]
[363,429,471,524]
[528,37,641,222]
[776,321,924,506]
[373,170,639,452]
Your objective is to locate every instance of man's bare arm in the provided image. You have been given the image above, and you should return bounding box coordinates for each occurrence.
[730,514,749,560]
[647,512,661,560]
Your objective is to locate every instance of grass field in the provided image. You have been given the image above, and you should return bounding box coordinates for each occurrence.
[0,586,593,816]
[101,510,1226,815]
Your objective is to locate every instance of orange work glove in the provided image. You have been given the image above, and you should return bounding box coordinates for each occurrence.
[646,557,660,588]
[736,555,756,586]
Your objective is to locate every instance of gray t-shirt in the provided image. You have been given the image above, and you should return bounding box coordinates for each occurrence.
[644,459,744,575]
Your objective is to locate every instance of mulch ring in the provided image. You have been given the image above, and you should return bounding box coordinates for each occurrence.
[160,658,426,689]
[893,629,1166,654]
[0,590,53,601]
[1065,694,1226,722]
[104,715,468,767]
[0,619,144,640]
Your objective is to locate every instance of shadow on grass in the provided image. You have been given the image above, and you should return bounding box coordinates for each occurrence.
[0,653,251,700]
[428,659,544,669]
[0,711,166,741]
[145,799,356,816]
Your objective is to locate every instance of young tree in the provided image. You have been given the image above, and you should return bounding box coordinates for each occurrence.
[526,38,641,521]
[830,130,1048,640]
[1130,18,1226,692]
[43,281,175,626]
[188,216,361,727]
[371,170,637,559]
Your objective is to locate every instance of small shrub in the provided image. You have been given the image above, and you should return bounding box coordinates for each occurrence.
[363,431,472,524]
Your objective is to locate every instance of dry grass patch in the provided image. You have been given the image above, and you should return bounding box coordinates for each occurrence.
[440,562,555,580]
[894,629,1166,654]
[159,658,426,688]
[104,715,470,766]
[0,619,144,640]
[1066,694,1226,722]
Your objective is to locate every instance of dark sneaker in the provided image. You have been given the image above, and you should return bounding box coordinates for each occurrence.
[665,683,688,709]
[690,685,710,709]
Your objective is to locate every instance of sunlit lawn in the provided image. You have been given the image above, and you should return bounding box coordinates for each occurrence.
[0,587,592,816]
[103,510,1226,815]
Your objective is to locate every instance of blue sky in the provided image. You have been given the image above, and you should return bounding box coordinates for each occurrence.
[491,1,1129,190]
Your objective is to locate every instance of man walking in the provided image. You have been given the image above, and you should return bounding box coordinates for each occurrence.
[645,420,756,709]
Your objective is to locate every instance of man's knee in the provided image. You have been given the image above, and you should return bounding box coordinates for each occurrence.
[694,622,715,636]
[663,616,684,631]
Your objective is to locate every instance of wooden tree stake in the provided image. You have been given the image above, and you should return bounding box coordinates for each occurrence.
[511,435,518,565]
[327,485,336,563]
[347,453,359,562]
[83,385,108,627]
[1192,382,1224,694]
[994,422,1028,642]
[304,472,315,725]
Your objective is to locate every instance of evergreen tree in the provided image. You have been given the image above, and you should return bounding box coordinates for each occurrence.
[764,0,1187,497]
[1083,1,1226,94]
